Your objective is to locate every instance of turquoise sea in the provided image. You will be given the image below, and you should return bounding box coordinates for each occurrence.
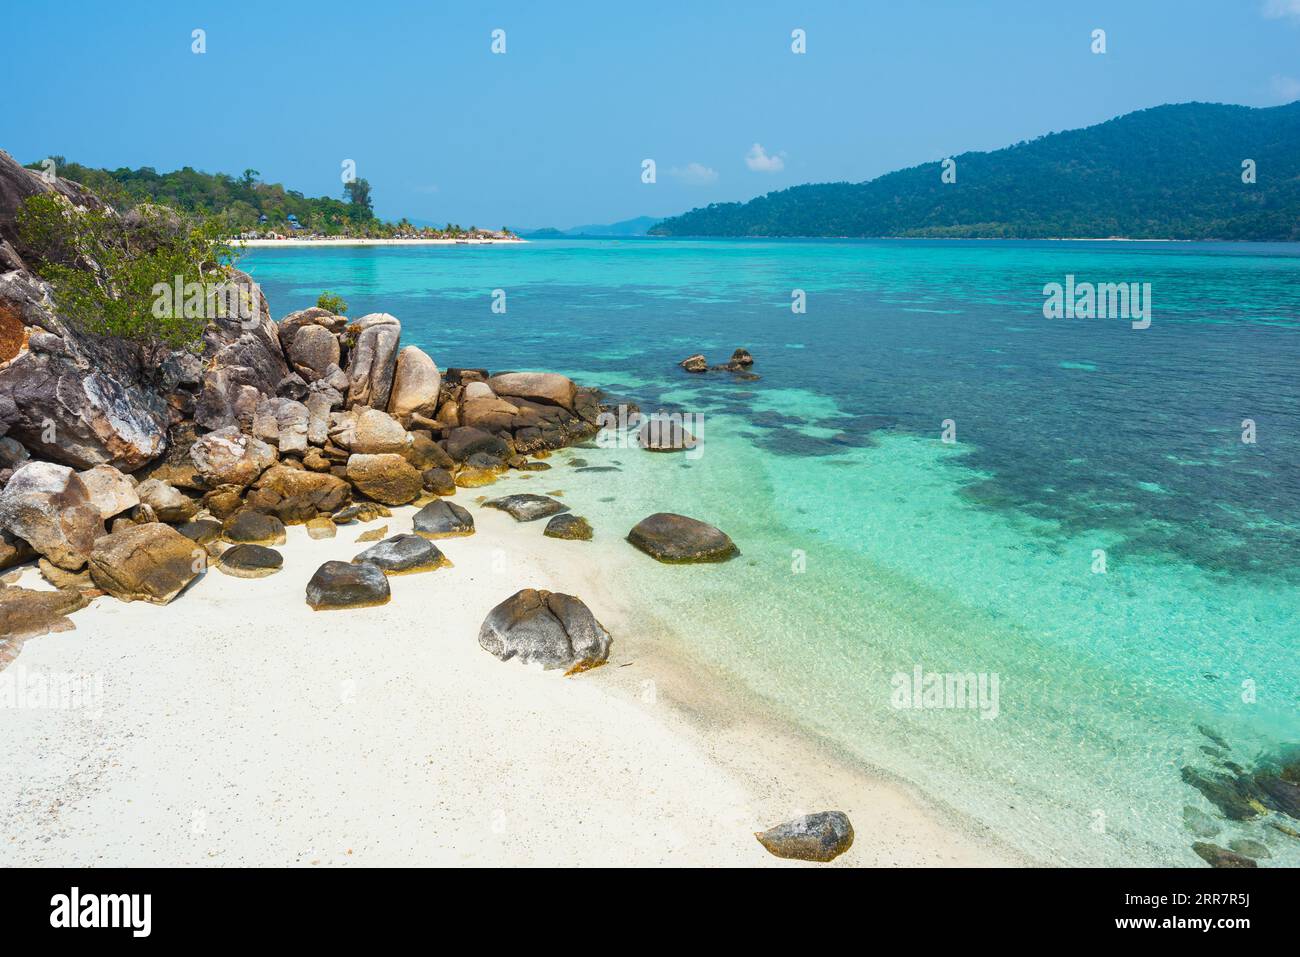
[245,239,1300,866]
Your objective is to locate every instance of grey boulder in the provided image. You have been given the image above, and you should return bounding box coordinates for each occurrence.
[478,588,611,670]
[306,559,391,610]
[755,811,854,862]
[352,533,448,574]
[483,494,569,522]
[412,499,474,538]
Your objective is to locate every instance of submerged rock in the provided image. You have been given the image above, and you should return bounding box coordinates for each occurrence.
[305,559,391,610]
[1191,842,1257,868]
[88,523,202,604]
[477,588,611,669]
[637,418,698,452]
[755,811,854,862]
[544,513,592,540]
[352,533,448,574]
[627,513,738,563]
[412,499,474,538]
[483,494,569,522]
[218,543,284,579]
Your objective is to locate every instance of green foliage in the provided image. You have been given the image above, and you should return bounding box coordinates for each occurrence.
[343,178,373,218]
[316,291,348,315]
[16,193,239,349]
[650,102,1300,241]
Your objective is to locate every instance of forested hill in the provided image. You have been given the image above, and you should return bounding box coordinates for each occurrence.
[649,102,1300,240]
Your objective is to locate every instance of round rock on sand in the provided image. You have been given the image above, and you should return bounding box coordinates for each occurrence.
[412,499,474,538]
[754,811,854,862]
[305,560,391,610]
[477,588,611,670]
[352,533,448,574]
[627,512,738,563]
[218,543,284,579]
[543,513,592,541]
[222,510,287,546]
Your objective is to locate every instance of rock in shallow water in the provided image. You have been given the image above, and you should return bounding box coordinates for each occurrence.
[218,543,284,578]
[543,513,592,541]
[478,588,611,669]
[1191,842,1257,868]
[413,499,474,538]
[755,811,854,862]
[483,494,569,522]
[352,533,447,574]
[305,560,391,610]
[627,512,738,564]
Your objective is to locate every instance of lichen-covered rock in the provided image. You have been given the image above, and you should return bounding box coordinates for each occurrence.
[0,461,102,569]
[453,466,498,488]
[478,588,611,669]
[627,512,738,564]
[352,533,448,574]
[305,515,336,540]
[88,522,203,604]
[252,466,350,516]
[388,345,441,418]
[755,812,854,862]
[345,453,423,506]
[222,510,287,545]
[543,513,592,540]
[189,426,277,487]
[421,466,455,496]
[412,499,474,538]
[344,312,401,409]
[305,559,391,610]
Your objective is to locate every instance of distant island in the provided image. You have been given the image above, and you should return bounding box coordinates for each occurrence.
[521,215,661,239]
[650,102,1300,241]
[21,157,516,242]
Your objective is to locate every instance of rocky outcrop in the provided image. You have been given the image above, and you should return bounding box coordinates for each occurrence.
[478,588,611,670]
[352,534,448,574]
[344,312,401,409]
[679,353,707,373]
[250,466,350,518]
[627,513,738,563]
[483,494,569,522]
[306,559,391,610]
[87,522,203,604]
[638,418,698,452]
[755,811,854,862]
[412,499,474,538]
[0,461,102,569]
[388,345,441,418]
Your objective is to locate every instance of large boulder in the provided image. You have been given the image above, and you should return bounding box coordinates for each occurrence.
[306,559,391,610]
[344,312,401,409]
[483,494,569,523]
[189,426,277,487]
[0,461,102,569]
[755,812,854,862]
[627,513,739,564]
[388,345,441,418]
[345,453,422,505]
[252,466,350,516]
[351,407,411,454]
[487,372,577,412]
[461,394,520,432]
[0,148,105,262]
[217,543,283,579]
[443,426,511,462]
[88,522,203,604]
[76,464,139,520]
[412,499,474,538]
[222,510,286,545]
[477,588,612,670]
[352,533,448,574]
[544,513,592,541]
[285,323,340,383]
[277,306,347,355]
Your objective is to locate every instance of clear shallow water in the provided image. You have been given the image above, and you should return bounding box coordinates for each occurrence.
[245,239,1300,865]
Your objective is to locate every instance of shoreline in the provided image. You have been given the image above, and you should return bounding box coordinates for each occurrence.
[0,491,1023,867]
[234,237,528,248]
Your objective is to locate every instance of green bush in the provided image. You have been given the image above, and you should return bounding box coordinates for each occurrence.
[316,291,348,315]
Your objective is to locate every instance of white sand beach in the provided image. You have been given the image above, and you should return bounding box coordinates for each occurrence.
[0,496,1020,868]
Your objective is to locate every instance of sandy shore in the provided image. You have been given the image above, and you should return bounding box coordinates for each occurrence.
[0,496,1020,867]
[234,238,526,248]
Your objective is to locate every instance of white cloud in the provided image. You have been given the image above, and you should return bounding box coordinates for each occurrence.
[744,143,785,173]
[1262,0,1300,20]
[1271,73,1300,100]
[668,162,719,186]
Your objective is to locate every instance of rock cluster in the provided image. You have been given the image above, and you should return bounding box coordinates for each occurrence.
[679,347,757,378]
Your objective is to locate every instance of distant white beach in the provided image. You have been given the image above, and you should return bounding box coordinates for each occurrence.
[234,237,528,248]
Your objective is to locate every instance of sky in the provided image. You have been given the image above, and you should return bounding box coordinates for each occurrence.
[5,0,1300,229]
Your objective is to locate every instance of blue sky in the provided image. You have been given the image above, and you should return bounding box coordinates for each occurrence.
[5,0,1299,228]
